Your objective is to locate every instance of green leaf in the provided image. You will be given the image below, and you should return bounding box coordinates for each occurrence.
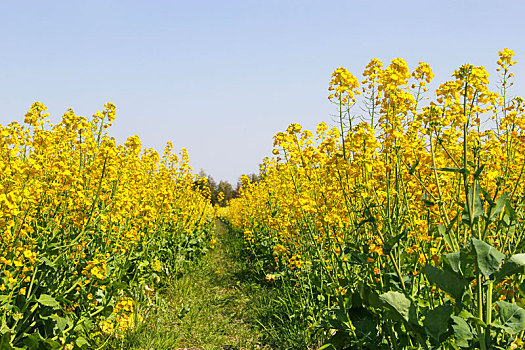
[489,192,509,221]
[444,252,462,275]
[473,164,485,179]
[495,254,525,281]
[519,282,525,297]
[438,224,453,251]
[494,301,525,334]
[56,316,69,331]
[472,185,484,221]
[23,331,61,349]
[354,317,377,341]
[37,294,59,308]
[23,332,45,348]
[423,304,453,343]
[379,291,417,325]
[0,324,13,336]
[451,315,473,348]
[0,331,13,350]
[319,330,347,350]
[75,337,90,348]
[472,238,505,278]
[467,316,487,328]
[501,200,518,228]
[367,290,380,309]
[111,281,128,290]
[383,228,408,255]
[462,185,484,224]
[422,193,435,207]
[425,264,467,300]
[39,256,56,269]
[479,185,494,206]
[505,200,518,220]
[458,309,474,319]
[431,167,464,174]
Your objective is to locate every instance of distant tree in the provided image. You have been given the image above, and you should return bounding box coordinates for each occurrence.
[195,170,266,206]
[217,180,234,206]
[197,170,235,206]
[232,172,261,198]
[248,173,259,183]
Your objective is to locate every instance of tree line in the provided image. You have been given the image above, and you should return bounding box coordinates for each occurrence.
[196,170,259,207]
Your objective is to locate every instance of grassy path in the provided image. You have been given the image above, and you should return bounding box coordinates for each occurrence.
[115,221,273,350]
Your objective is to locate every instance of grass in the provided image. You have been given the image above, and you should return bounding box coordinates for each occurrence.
[104,221,281,350]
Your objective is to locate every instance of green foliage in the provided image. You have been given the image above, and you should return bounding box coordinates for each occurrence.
[379,291,417,325]
[424,304,453,344]
[494,301,525,334]
[197,170,238,206]
[425,264,467,300]
[472,238,506,278]
[106,221,273,349]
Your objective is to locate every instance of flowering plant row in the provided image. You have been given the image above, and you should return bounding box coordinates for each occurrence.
[225,49,525,349]
[0,104,215,349]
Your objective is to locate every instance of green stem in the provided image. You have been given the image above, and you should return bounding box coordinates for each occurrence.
[485,282,493,347]
[478,272,486,350]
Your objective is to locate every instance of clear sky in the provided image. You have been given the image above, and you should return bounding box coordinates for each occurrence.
[1,1,524,184]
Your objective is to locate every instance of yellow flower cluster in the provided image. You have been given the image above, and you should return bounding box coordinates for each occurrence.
[328,67,361,104]
[497,48,517,70]
[99,297,142,338]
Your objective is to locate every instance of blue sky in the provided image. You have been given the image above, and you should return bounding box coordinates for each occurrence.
[1,1,524,184]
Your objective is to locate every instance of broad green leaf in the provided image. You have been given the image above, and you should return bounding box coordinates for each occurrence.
[354,317,377,341]
[495,254,525,281]
[367,290,380,309]
[494,301,525,334]
[462,185,483,224]
[425,264,467,300]
[505,200,518,220]
[423,304,453,343]
[451,315,473,348]
[56,316,69,331]
[44,339,62,348]
[472,238,505,277]
[438,224,453,251]
[111,282,128,290]
[23,333,42,348]
[379,291,417,325]
[458,309,474,319]
[503,200,518,227]
[75,337,90,348]
[472,185,484,221]
[37,294,59,308]
[489,192,509,221]
[445,252,462,275]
